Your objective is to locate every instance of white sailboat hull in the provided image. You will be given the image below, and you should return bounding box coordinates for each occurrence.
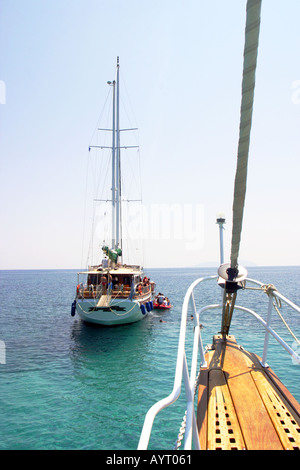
[75,296,151,326]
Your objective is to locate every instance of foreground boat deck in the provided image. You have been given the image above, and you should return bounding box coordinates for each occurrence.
[197,335,300,450]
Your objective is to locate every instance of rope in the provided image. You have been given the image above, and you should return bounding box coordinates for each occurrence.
[76,297,139,317]
[262,284,300,346]
[230,0,262,269]
[261,283,278,297]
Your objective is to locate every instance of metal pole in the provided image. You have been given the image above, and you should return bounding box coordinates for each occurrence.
[111,80,116,249]
[116,57,120,248]
[216,214,226,265]
[261,294,273,367]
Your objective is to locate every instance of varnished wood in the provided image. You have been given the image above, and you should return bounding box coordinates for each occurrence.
[196,364,209,450]
[207,368,245,450]
[96,294,112,307]
[264,366,300,417]
[197,335,300,450]
[222,336,282,449]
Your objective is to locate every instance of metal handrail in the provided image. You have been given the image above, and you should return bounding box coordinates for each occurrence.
[137,275,300,450]
[138,275,216,450]
[243,278,300,366]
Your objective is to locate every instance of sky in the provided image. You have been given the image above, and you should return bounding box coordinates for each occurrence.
[0,0,299,270]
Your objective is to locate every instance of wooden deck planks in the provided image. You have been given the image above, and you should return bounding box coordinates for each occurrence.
[242,350,300,449]
[221,336,282,449]
[96,294,112,307]
[196,365,209,450]
[197,335,300,450]
[207,368,246,450]
[251,369,300,450]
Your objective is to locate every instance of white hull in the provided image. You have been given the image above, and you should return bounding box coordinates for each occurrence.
[75,296,151,326]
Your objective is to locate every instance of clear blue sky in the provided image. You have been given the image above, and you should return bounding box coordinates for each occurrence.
[0,0,299,269]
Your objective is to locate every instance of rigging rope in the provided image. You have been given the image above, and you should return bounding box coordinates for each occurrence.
[262,284,300,346]
[230,0,262,269]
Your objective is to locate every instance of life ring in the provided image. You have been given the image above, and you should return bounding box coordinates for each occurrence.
[137,283,142,294]
[76,284,80,295]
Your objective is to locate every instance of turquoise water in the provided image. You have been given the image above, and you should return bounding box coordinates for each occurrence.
[0,266,299,450]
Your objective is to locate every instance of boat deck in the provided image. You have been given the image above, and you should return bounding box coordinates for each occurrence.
[79,287,131,299]
[197,335,300,450]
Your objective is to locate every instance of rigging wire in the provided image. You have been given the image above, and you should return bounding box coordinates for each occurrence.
[87,153,111,267]
[114,69,145,266]
[80,62,145,269]
[80,85,113,269]
[80,148,91,270]
[119,72,146,267]
[119,70,140,148]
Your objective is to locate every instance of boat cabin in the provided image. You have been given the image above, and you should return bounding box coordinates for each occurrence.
[76,265,154,300]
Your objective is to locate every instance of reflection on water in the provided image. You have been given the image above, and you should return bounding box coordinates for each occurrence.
[0,267,299,450]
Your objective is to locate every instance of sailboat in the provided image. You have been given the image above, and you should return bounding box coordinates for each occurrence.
[71,58,155,326]
[138,0,300,450]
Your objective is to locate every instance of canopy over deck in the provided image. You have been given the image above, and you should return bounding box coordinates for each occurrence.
[78,265,143,276]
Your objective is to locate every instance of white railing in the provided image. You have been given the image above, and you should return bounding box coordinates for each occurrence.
[243,278,300,367]
[138,275,216,450]
[137,276,300,450]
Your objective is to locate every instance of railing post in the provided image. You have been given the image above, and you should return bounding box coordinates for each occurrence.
[261,293,273,367]
[182,353,193,449]
[190,293,207,368]
[182,353,201,450]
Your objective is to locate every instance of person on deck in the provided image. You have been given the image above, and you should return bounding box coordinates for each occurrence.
[101,275,107,294]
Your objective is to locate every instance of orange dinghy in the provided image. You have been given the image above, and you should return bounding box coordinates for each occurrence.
[153,293,172,310]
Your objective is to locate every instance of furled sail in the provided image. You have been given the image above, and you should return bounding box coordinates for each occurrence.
[230,0,262,270]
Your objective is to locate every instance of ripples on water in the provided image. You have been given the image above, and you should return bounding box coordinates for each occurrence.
[0,267,299,449]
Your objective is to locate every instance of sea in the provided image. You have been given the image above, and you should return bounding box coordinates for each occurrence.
[0,266,299,451]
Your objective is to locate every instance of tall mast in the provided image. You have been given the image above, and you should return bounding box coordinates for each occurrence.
[96,58,123,256]
[111,79,116,249]
[115,56,121,250]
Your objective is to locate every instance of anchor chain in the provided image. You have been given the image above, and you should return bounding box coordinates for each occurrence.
[173,368,202,450]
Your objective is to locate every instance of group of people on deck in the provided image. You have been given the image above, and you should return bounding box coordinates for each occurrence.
[155,293,171,307]
[100,274,123,294]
